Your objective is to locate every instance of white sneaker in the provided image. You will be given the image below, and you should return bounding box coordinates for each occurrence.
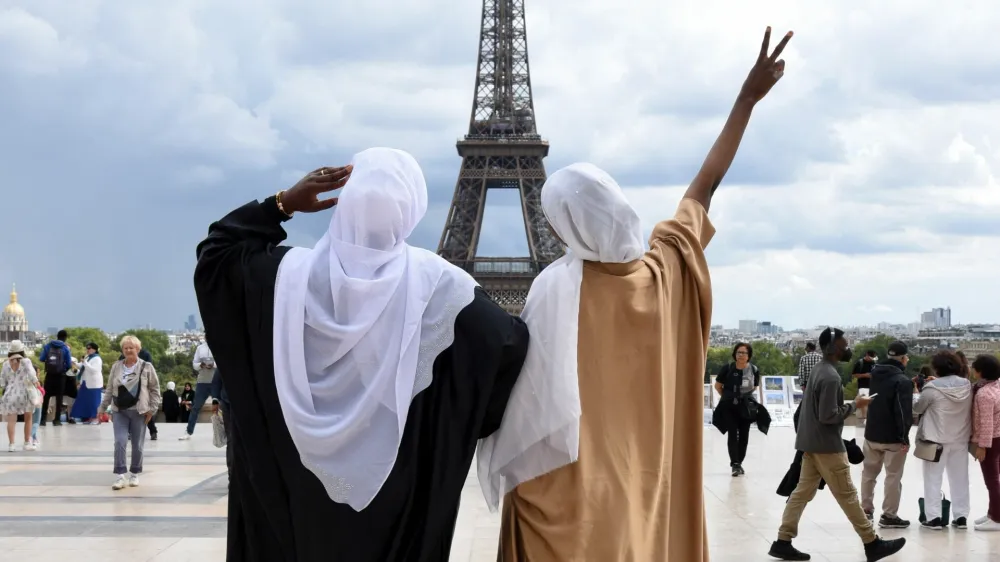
[178,434,191,440]
[128,474,139,487]
[976,519,1000,531]
[112,475,128,490]
[23,443,36,451]
[976,515,991,526]
[7,444,15,452]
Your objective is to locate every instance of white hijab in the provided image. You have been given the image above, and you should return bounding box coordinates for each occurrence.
[477,162,645,510]
[272,147,478,511]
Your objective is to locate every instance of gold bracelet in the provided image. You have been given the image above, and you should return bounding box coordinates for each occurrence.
[275,190,293,218]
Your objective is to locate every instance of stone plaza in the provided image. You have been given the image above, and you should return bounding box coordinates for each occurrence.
[0,422,994,561]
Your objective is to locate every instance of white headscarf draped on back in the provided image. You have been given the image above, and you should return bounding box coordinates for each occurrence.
[273,147,478,511]
[477,163,645,510]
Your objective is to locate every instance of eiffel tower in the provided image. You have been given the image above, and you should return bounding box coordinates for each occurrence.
[437,0,563,314]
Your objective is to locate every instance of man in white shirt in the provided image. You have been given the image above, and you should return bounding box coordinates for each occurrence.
[180,340,215,440]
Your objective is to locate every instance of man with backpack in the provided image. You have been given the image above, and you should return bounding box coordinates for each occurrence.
[40,329,73,426]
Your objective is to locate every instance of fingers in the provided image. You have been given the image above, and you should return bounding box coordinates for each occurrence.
[769,31,793,61]
[314,197,339,211]
[759,26,771,59]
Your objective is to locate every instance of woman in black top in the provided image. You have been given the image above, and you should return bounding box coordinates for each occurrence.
[179,383,195,424]
[714,342,760,476]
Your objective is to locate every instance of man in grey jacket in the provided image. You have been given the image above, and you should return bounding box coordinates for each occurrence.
[768,327,906,562]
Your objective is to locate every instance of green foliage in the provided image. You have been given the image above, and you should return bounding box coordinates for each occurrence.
[843,378,859,400]
[157,348,198,389]
[111,329,170,364]
[749,340,796,377]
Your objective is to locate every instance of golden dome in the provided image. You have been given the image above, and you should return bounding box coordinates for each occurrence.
[3,284,24,318]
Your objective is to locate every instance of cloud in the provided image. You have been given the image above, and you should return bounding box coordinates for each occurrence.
[0,0,998,331]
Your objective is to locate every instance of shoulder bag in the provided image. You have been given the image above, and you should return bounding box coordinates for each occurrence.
[913,439,943,462]
[113,363,144,410]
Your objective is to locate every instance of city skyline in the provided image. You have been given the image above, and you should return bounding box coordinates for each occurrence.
[1,2,998,329]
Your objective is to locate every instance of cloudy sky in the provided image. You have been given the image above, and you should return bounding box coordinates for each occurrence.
[1,0,997,332]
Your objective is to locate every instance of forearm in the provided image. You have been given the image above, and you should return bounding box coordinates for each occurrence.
[684,96,755,211]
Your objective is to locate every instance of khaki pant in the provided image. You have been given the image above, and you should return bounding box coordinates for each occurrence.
[860,441,907,518]
[778,452,877,544]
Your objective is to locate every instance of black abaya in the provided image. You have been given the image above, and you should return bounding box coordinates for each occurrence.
[194,197,529,562]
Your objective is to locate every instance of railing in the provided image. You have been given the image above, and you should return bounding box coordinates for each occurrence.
[459,134,545,143]
[452,258,540,277]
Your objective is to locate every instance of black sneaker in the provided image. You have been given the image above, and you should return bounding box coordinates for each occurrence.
[952,517,967,529]
[737,464,746,475]
[767,539,810,560]
[921,517,945,530]
[731,464,740,477]
[878,514,910,529]
[864,536,906,561]
[864,510,874,522]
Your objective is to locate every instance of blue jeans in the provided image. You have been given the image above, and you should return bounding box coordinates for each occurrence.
[185,383,212,435]
[31,407,40,441]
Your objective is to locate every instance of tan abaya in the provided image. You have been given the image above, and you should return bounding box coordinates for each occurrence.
[499,198,715,562]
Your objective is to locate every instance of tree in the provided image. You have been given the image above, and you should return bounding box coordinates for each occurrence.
[705,347,732,383]
[748,340,796,377]
[111,329,170,364]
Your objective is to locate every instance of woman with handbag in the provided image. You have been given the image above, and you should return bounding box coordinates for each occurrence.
[713,342,761,477]
[0,340,40,451]
[913,350,973,530]
[99,335,162,490]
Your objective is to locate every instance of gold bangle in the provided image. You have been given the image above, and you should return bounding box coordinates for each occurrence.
[275,190,293,218]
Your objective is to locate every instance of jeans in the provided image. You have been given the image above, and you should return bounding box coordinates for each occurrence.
[30,407,40,441]
[185,383,212,435]
[981,436,1000,522]
[727,418,752,466]
[860,441,908,517]
[779,452,877,544]
[112,409,147,474]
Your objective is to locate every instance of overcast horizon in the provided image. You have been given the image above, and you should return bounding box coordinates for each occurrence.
[2,1,998,331]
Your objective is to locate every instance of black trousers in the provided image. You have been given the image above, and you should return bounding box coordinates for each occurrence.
[41,374,66,424]
[727,418,752,466]
[221,402,232,472]
[147,419,158,437]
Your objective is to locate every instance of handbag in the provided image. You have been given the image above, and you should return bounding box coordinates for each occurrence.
[26,385,41,407]
[918,494,951,524]
[913,439,944,462]
[211,411,227,448]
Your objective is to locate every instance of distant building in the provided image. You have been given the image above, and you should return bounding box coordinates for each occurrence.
[921,307,952,329]
[1,284,27,343]
[739,319,758,334]
[184,314,198,331]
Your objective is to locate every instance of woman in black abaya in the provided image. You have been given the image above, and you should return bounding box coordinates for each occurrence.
[194,148,529,562]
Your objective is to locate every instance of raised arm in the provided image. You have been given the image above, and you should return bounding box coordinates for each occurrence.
[684,27,793,211]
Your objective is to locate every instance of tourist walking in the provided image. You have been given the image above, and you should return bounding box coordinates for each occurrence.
[179,340,214,439]
[970,354,1000,531]
[39,329,72,426]
[490,27,792,562]
[914,350,973,530]
[768,328,905,561]
[194,149,528,561]
[860,341,913,529]
[100,335,162,490]
[70,343,103,423]
[0,341,40,451]
[713,342,761,477]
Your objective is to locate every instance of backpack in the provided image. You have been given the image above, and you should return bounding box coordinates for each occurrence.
[44,344,65,375]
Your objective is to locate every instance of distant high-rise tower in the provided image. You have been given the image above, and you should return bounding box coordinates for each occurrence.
[436,0,563,314]
[184,314,197,331]
[920,307,952,329]
[739,319,758,335]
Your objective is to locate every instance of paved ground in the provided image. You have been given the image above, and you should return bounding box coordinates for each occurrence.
[0,422,994,560]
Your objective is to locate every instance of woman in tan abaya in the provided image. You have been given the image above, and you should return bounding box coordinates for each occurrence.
[477,26,794,561]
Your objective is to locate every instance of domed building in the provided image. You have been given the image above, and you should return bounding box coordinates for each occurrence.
[1,284,28,344]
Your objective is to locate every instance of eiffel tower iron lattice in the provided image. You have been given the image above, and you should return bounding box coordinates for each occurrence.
[437,0,563,314]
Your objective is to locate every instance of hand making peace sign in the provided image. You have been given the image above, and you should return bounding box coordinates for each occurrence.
[740,26,793,104]
[279,165,353,216]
